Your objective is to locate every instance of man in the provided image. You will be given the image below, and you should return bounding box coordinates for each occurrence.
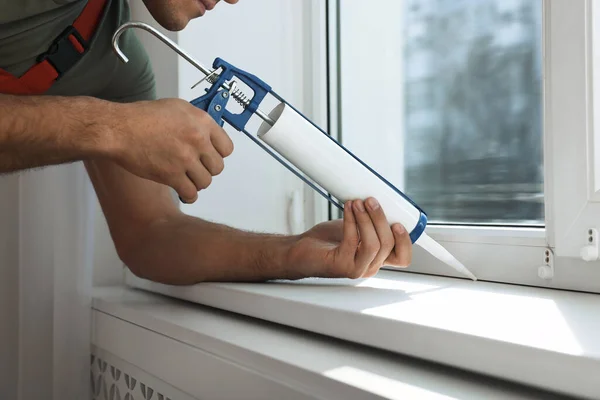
[0,0,412,285]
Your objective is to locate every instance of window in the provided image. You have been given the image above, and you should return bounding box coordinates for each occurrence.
[329,0,600,291]
[405,79,436,114]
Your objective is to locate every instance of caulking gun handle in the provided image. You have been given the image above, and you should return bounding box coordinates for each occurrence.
[190,90,229,128]
[189,58,272,132]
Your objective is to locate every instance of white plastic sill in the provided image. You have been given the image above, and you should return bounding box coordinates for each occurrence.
[125,270,600,399]
[93,287,568,400]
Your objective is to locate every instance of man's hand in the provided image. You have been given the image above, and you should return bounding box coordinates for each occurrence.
[286,198,412,280]
[110,98,234,203]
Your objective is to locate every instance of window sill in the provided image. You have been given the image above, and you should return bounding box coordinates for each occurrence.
[94,286,566,399]
[125,270,600,399]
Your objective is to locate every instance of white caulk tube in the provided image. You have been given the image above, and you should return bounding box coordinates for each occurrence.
[257,103,477,281]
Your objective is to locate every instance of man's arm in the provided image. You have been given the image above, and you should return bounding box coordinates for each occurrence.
[0,91,411,283]
[0,94,234,203]
[85,159,298,285]
[87,159,413,286]
[0,94,114,172]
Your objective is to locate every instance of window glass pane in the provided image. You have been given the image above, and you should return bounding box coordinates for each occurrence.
[337,0,544,226]
[403,0,543,225]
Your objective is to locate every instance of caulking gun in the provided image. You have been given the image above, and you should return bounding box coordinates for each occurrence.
[112,22,477,281]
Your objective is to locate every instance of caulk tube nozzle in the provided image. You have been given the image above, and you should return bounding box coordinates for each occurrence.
[416,233,477,280]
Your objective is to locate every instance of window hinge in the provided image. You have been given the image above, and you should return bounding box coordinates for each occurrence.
[580,228,599,262]
[538,247,554,280]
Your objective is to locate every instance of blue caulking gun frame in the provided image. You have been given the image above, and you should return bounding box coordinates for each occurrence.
[111,22,429,245]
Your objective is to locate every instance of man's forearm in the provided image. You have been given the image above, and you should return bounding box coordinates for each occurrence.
[85,155,302,286]
[0,94,115,172]
[121,214,300,285]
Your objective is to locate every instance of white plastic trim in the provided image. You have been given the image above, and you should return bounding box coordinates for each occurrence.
[426,225,546,246]
[94,287,572,400]
[304,0,330,227]
[124,271,600,399]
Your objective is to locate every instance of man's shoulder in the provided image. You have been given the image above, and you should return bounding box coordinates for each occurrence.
[0,0,86,25]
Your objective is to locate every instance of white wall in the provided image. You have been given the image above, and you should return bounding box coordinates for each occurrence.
[176,0,311,233]
[93,0,316,286]
[1,164,95,399]
[0,174,19,399]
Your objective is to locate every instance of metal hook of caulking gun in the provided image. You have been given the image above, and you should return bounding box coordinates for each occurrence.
[111,21,275,127]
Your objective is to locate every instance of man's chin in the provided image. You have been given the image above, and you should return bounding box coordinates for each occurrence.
[142,1,203,32]
[156,16,191,31]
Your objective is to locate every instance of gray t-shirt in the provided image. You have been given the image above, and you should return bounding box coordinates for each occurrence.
[0,0,156,102]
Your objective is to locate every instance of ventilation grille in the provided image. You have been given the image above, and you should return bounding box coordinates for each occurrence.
[91,346,194,400]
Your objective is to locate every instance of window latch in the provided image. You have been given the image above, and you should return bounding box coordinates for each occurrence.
[580,228,599,262]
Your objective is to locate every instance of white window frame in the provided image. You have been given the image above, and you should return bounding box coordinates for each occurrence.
[326,0,600,292]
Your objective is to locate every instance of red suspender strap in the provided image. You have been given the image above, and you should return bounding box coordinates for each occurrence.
[0,0,108,95]
[73,0,107,39]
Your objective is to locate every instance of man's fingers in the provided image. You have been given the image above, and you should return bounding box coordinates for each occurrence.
[339,201,359,257]
[333,199,411,279]
[200,148,225,176]
[352,200,380,276]
[210,125,234,158]
[390,224,412,268]
[186,162,213,191]
[174,176,199,204]
[365,197,395,269]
